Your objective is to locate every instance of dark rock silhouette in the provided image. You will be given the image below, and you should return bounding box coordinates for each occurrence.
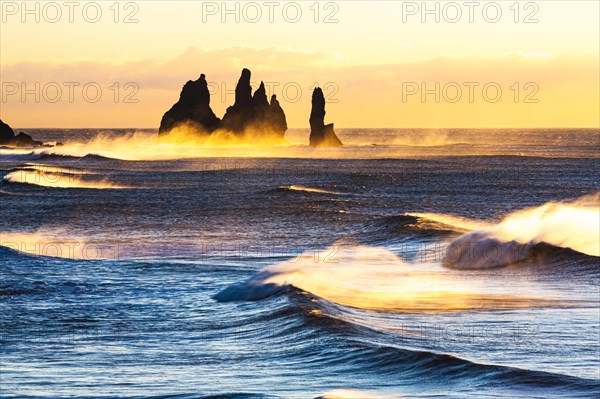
[0,120,13,143]
[268,94,288,137]
[221,69,287,139]
[309,88,342,147]
[236,68,253,105]
[13,132,43,147]
[159,74,221,136]
[253,82,269,107]
[221,69,257,134]
[0,119,43,147]
[159,69,288,142]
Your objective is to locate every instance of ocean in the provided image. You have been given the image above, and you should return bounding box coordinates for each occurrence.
[1,128,599,398]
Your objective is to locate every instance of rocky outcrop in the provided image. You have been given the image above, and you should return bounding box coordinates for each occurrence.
[159,69,287,141]
[267,94,287,136]
[221,69,287,139]
[0,119,44,147]
[0,120,13,143]
[159,74,221,136]
[309,88,342,147]
[221,69,258,134]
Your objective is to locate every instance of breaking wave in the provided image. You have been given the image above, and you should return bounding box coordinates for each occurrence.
[3,167,130,189]
[314,390,387,399]
[278,185,344,195]
[0,231,121,260]
[442,193,600,269]
[406,212,490,232]
[215,245,563,312]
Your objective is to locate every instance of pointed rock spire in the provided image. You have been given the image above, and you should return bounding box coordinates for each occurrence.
[159,68,288,141]
[309,88,342,147]
[235,68,253,106]
[222,70,287,139]
[267,94,287,139]
[252,81,269,107]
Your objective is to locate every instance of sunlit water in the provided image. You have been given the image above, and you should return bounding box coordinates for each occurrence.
[1,128,599,398]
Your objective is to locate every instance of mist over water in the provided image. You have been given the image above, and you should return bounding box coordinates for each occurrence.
[4,127,599,160]
[1,128,599,398]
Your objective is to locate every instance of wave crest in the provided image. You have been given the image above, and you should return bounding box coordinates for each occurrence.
[278,185,343,195]
[3,167,129,189]
[215,245,561,312]
[443,193,600,269]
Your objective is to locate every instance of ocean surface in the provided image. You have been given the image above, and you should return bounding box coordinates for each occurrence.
[1,128,599,399]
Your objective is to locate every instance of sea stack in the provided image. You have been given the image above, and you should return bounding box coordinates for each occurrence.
[158,74,221,136]
[159,68,287,141]
[309,88,342,147]
[221,69,287,139]
[0,119,43,147]
[268,94,287,137]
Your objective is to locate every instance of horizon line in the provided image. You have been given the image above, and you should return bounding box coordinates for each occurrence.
[9,126,600,130]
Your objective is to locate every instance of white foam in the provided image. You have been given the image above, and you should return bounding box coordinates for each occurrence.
[443,193,600,269]
[215,245,553,312]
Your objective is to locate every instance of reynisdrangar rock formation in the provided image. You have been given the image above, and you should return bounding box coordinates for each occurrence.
[159,68,287,141]
[220,68,254,133]
[309,88,342,147]
[268,94,287,136]
[159,74,221,135]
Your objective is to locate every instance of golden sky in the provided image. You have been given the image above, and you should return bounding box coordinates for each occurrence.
[1,0,598,128]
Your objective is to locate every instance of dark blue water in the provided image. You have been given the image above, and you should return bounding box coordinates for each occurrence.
[1,129,599,398]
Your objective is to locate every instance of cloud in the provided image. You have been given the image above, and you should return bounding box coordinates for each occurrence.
[1,48,598,128]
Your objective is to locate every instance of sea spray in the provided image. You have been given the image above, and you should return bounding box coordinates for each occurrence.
[3,168,129,189]
[443,193,600,269]
[215,245,559,312]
